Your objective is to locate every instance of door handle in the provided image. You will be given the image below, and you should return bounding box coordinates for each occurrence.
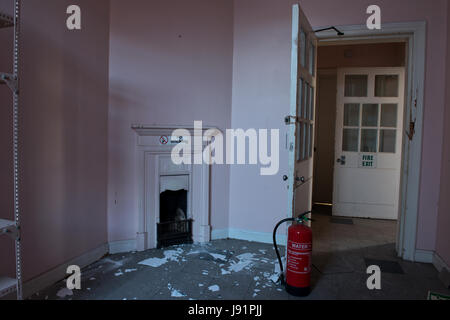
[337,156,346,165]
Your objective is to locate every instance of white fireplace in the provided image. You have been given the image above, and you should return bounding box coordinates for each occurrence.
[132,125,213,250]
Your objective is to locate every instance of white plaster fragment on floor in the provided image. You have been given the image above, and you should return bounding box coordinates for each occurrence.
[269,274,279,283]
[208,285,220,292]
[168,284,186,298]
[210,253,227,261]
[138,248,184,268]
[56,288,73,298]
[228,253,256,273]
[221,269,231,275]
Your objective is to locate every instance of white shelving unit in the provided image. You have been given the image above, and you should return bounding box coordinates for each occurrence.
[0,0,22,300]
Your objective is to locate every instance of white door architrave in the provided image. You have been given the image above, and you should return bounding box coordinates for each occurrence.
[315,22,426,262]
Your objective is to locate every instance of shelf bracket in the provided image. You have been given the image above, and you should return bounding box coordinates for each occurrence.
[285,115,298,125]
[0,72,19,94]
[1,225,20,241]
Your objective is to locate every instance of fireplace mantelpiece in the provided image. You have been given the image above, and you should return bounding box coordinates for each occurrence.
[133,125,212,251]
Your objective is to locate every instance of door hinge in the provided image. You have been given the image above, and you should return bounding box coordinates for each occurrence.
[0,72,19,94]
[406,120,416,141]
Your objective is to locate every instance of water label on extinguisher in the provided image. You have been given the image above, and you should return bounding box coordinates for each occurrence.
[287,241,312,274]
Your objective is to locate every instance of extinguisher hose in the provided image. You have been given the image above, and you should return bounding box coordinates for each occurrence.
[272,211,311,286]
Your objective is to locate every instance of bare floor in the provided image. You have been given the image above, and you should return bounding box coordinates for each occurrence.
[29,213,449,300]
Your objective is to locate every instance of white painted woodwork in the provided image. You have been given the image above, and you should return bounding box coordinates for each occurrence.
[287,4,317,221]
[333,67,405,220]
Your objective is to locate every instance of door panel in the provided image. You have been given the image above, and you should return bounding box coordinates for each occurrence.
[287,4,317,220]
[333,68,405,220]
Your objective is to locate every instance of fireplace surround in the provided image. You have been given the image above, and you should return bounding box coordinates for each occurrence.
[133,125,215,251]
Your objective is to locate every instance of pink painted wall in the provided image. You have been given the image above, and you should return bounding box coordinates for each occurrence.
[108,0,233,242]
[0,0,110,282]
[1,0,447,283]
[436,0,450,267]
[229,0,448,251]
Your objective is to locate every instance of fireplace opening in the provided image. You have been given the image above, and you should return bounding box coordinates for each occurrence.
[157,189,193,248]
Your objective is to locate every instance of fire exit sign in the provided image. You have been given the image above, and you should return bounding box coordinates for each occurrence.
[359,154,377,168]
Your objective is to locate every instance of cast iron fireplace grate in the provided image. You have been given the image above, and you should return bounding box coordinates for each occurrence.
[157,219,193,249]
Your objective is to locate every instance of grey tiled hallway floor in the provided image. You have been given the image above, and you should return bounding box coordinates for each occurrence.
[30,213,450,300]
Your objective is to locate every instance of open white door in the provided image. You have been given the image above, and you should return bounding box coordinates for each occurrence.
[286,4,317,220]
[333,67,405,220]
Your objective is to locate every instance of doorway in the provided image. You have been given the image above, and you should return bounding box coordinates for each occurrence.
[312,41,407,253]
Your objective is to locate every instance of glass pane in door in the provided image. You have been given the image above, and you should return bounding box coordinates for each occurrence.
[379,129,396,153]
[305,83,310,119]
[344,104,360,126]
[300,29,306,67]
[343,129,359,152]
[381,104,398,127]
[375,75,399,97]
[361,129,378,152]
[297,78,304,116]
[309,86,315,121]
[303,122,308,159]
[309,42,315,75]
[362,104,379,127]
[345,75,368,97]
[296,122,303,161]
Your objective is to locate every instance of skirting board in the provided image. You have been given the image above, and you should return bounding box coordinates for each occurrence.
[109,239,137,254]
[212,228,287,245]
[415,250,450,273]
[211,229,229,241]
[433,252,450,273]
[414,249,434,263]
[21,243,109,299]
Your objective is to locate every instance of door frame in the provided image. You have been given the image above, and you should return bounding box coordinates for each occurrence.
[315,21,426,262]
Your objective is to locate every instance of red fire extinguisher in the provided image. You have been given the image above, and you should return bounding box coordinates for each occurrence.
[273,211,312,297]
